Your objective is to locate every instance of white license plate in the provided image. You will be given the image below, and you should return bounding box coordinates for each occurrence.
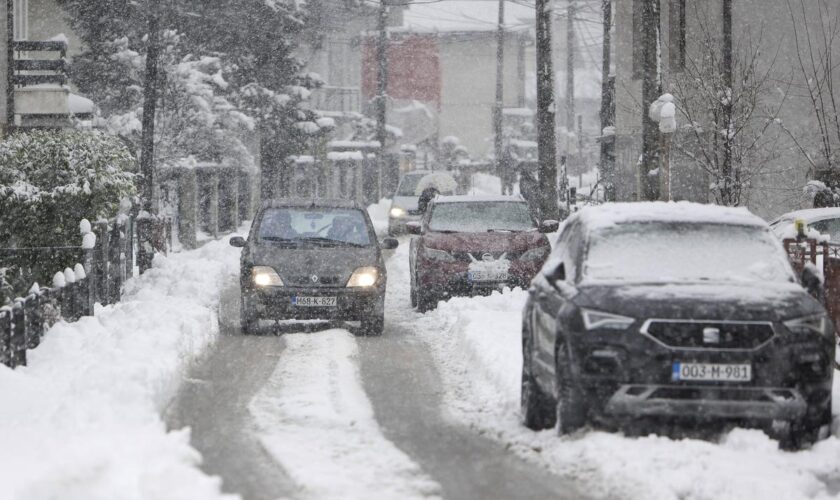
[672,362,752,382]
[468,270,508,283]
[292,296,337,307]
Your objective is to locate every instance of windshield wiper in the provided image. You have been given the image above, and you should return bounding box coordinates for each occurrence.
[297,237,366,248]
[261,236,299,244]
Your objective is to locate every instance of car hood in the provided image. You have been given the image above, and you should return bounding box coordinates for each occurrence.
[250,244,380,285]
[575,281,823,322]
[423,231,547,253]
[393,196,419,212]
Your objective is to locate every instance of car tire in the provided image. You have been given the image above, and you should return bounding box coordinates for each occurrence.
[361,313,385,336]
[555,343,587,435]
[783,402,832,450]
[416,287,437,312]
[240,294,259,335]
[521,327,557,430]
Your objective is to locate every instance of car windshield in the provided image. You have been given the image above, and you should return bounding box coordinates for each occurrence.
[428,201,536,232]
[396,174,427,196]
[583,222,795,284]
[258,207,371,246]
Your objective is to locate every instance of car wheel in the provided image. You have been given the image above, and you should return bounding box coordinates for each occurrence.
[410,272,418,308]
[361,313,385,336]
[416,287,437,312]
[521,326,557,430]
[240,294,259,335]
[556,343,587,435]
[783,402,832,450]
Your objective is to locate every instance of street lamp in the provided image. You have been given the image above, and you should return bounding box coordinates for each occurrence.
[649,94,677,201]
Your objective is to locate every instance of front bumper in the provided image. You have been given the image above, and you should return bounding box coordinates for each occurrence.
[388,214,422,234]
[417,260,542,296]
[566,324,834,424]
[605,384,807,421]
[248,285,384,321]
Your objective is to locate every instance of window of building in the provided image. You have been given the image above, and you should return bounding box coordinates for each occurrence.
[669,0,686,71]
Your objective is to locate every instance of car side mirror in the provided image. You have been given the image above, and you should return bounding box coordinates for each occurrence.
[540,219,560,233]
[230,236,247,248]
[801,265,825,302]
[406,222,422,235]
[381,237,399,250]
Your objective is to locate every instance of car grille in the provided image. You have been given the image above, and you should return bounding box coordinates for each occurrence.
[451,251,521,262]
[641,320,775,350]
[408,209,423,216]
[286,275,343,287]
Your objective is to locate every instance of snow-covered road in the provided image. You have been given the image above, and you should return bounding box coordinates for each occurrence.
[5,197,840,500]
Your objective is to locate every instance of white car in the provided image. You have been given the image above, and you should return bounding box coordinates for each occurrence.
[769,207,840,243]
[388,170,457,235]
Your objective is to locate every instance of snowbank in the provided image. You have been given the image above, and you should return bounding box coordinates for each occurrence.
[382,240,840,500]
[0,237,243,500]
[250,330,440,500]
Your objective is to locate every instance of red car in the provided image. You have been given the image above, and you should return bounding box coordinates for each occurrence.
[408,195,558,311]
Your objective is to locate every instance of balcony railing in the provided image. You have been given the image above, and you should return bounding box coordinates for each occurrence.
[13,40,68,87]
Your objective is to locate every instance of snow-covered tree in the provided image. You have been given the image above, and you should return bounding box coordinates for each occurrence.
[671,19,790,207]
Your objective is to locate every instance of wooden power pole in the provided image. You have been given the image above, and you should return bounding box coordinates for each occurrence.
[599,0,615,201]
[535,0,559,220]
[140,0,161,214]
[493,0,505,191]
[375,0,388,194]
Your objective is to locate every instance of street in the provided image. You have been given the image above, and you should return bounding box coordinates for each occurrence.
[165,241,587,500]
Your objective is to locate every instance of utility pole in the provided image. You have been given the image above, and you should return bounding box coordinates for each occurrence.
[599,0,615,201]
[566,0,575,132]
[493,0,505,193]
[6,0,14,134]
[535,0,559,220]
[639,0,660,201]
[721,0,733,205]
[140,0,161,214]
[375,0,389,198]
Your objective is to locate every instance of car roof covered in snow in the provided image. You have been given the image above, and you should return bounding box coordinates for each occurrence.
[259,198,361,210]
[573,202,768,231]
[432,194,526,204]
[770,207,840,224]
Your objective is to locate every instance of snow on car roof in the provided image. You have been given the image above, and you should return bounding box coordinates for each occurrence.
[770,207,840,224]
[433,194,526,203]
[575,202,768,230]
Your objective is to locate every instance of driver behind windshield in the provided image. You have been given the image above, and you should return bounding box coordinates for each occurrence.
[259,209,298,240]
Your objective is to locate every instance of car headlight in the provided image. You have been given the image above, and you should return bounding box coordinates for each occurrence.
[390,207,407,218]
[347,266,379,287]
[252,266,284,287]
[520,246,550,262]
[581,308,635,330]
[784,313,832,338]
[423,247,455,263]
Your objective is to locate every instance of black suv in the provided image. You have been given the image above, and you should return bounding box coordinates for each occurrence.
[521,203,834,448]
[231,199,398,335]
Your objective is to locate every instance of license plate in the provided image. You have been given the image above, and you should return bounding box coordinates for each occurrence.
[291,296,337,307]
[468,270,508,283]
[672,362,752,382]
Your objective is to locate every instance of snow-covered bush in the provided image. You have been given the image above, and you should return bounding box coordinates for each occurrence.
[0,130,135,300]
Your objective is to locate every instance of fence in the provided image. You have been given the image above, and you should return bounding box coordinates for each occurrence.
[0,213,174,369]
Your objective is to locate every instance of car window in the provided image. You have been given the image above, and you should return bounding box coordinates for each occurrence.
[427,201,536,232]
[258,207,372,246]
[396,174,426,196]
[545,219,580,282]
[811,218,840,242]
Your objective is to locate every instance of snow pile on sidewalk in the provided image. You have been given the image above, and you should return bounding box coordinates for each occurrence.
[0,237,242,500]
[380,233,840,500]
[250,329,441,500]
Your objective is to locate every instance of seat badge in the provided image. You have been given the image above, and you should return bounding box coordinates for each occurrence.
[703,327,721,344]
